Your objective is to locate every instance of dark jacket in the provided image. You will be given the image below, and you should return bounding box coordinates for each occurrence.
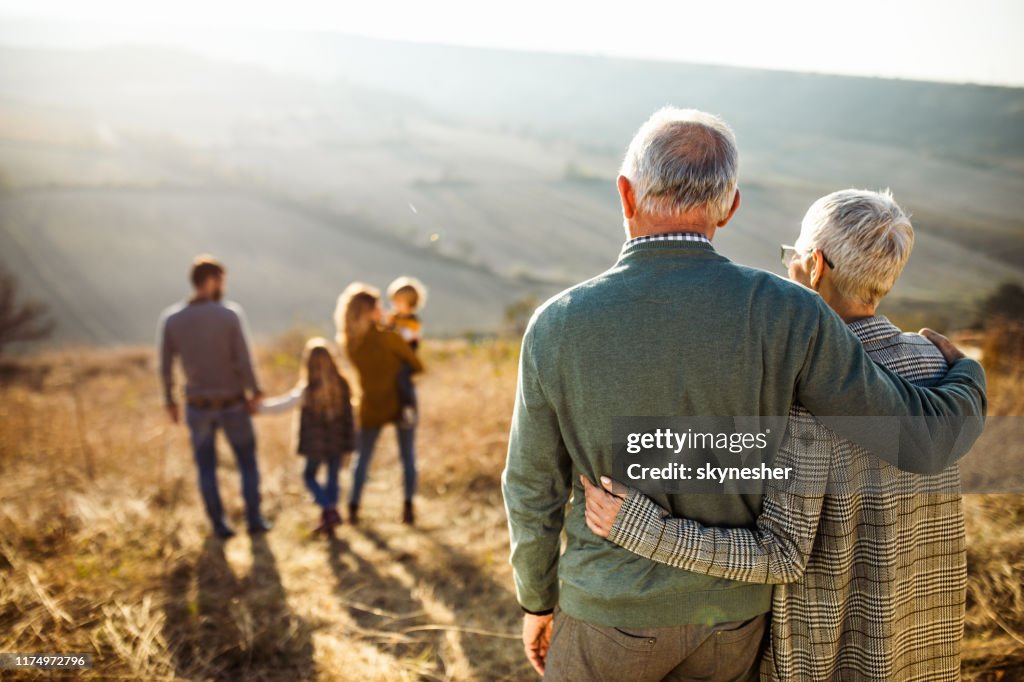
[296,379,356,460]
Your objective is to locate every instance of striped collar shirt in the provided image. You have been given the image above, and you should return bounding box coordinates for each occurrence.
[625,232,712,248]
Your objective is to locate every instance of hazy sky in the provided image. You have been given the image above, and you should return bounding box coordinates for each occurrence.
[1,0,1022,86]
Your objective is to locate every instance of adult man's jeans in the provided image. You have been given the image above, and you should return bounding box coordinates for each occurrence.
[185,403,262,530]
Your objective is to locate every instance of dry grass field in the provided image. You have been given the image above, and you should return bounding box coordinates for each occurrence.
[0,330,1022,681]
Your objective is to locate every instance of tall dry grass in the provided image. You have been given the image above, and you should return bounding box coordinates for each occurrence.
[0,330,1021,680]
[0,337,526,681]
[960,321,1024,680]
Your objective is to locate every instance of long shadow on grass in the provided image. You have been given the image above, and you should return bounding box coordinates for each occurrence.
[326,535,437,673]
[350,526,526,680]
[162,534,315,681]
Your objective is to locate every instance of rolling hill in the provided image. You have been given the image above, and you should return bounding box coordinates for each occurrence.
[0,30,1021,345]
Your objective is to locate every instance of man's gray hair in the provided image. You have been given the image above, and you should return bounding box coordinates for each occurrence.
[796,189,914,307]
[619,107,739,223]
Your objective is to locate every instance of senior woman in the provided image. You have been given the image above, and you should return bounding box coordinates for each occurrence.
[584,189,968,681]
[336,282,424,525]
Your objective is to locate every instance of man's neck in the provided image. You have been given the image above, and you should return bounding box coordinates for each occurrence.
[627,219,716,241]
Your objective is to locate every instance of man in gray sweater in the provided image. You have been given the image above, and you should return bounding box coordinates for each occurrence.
[501,108,987,680]
[159,255,269,538]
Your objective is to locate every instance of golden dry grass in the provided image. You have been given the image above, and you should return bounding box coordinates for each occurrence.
[960,322,1024,681]
[0,337,525,681]
[0,332,1022,680]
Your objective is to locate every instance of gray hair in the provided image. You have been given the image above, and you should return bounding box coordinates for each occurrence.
[796,189,914,307]
[619,107,739,223]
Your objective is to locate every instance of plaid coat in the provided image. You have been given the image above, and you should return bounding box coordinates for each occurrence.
[296,376,356,460]
[609,316,965,681]
[260,384,356,460]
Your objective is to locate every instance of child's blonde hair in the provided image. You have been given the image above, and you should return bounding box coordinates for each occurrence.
[299,338,349,420]
[386,276,428,312]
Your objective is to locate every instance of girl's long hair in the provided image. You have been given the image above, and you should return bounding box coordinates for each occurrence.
[334,282,380,351]
[299,337,348,420]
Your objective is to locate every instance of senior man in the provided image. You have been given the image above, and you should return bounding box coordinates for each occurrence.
[501,108,986,681]
[584,189,971,680]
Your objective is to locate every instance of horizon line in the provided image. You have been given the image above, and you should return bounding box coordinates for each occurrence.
[0,12,1022,91]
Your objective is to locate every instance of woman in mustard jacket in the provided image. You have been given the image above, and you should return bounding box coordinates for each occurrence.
[335,282,424,525]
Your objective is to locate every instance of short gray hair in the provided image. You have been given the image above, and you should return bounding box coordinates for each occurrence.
[619,107,739,223]
[796,189,914,306]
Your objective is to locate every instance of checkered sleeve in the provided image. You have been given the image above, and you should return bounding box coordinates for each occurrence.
[607,412,835,584]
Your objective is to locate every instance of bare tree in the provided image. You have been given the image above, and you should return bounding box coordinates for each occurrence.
[0,269,54,355]
[979,281,1024,324]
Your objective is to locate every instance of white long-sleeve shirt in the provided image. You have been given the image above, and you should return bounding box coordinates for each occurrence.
[258,387,304,415]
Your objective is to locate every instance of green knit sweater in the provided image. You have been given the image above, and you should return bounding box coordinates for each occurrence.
[502,238,986,628]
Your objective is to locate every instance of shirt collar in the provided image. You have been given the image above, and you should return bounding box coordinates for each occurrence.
[625,232,713,248]
[846,315,902,344]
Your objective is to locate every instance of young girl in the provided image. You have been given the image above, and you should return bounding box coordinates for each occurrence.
[261,338,355,535]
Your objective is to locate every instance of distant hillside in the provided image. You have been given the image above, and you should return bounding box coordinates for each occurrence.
[223,31,1024,168]
[0,35,1021,345]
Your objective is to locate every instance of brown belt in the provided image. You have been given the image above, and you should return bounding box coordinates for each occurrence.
[186,394,246,410]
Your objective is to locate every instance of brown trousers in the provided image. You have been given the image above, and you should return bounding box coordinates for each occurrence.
[544,610,766,682]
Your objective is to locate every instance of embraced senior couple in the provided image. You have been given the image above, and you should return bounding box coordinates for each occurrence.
[159,262,424,538]
[502,108,988,681]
